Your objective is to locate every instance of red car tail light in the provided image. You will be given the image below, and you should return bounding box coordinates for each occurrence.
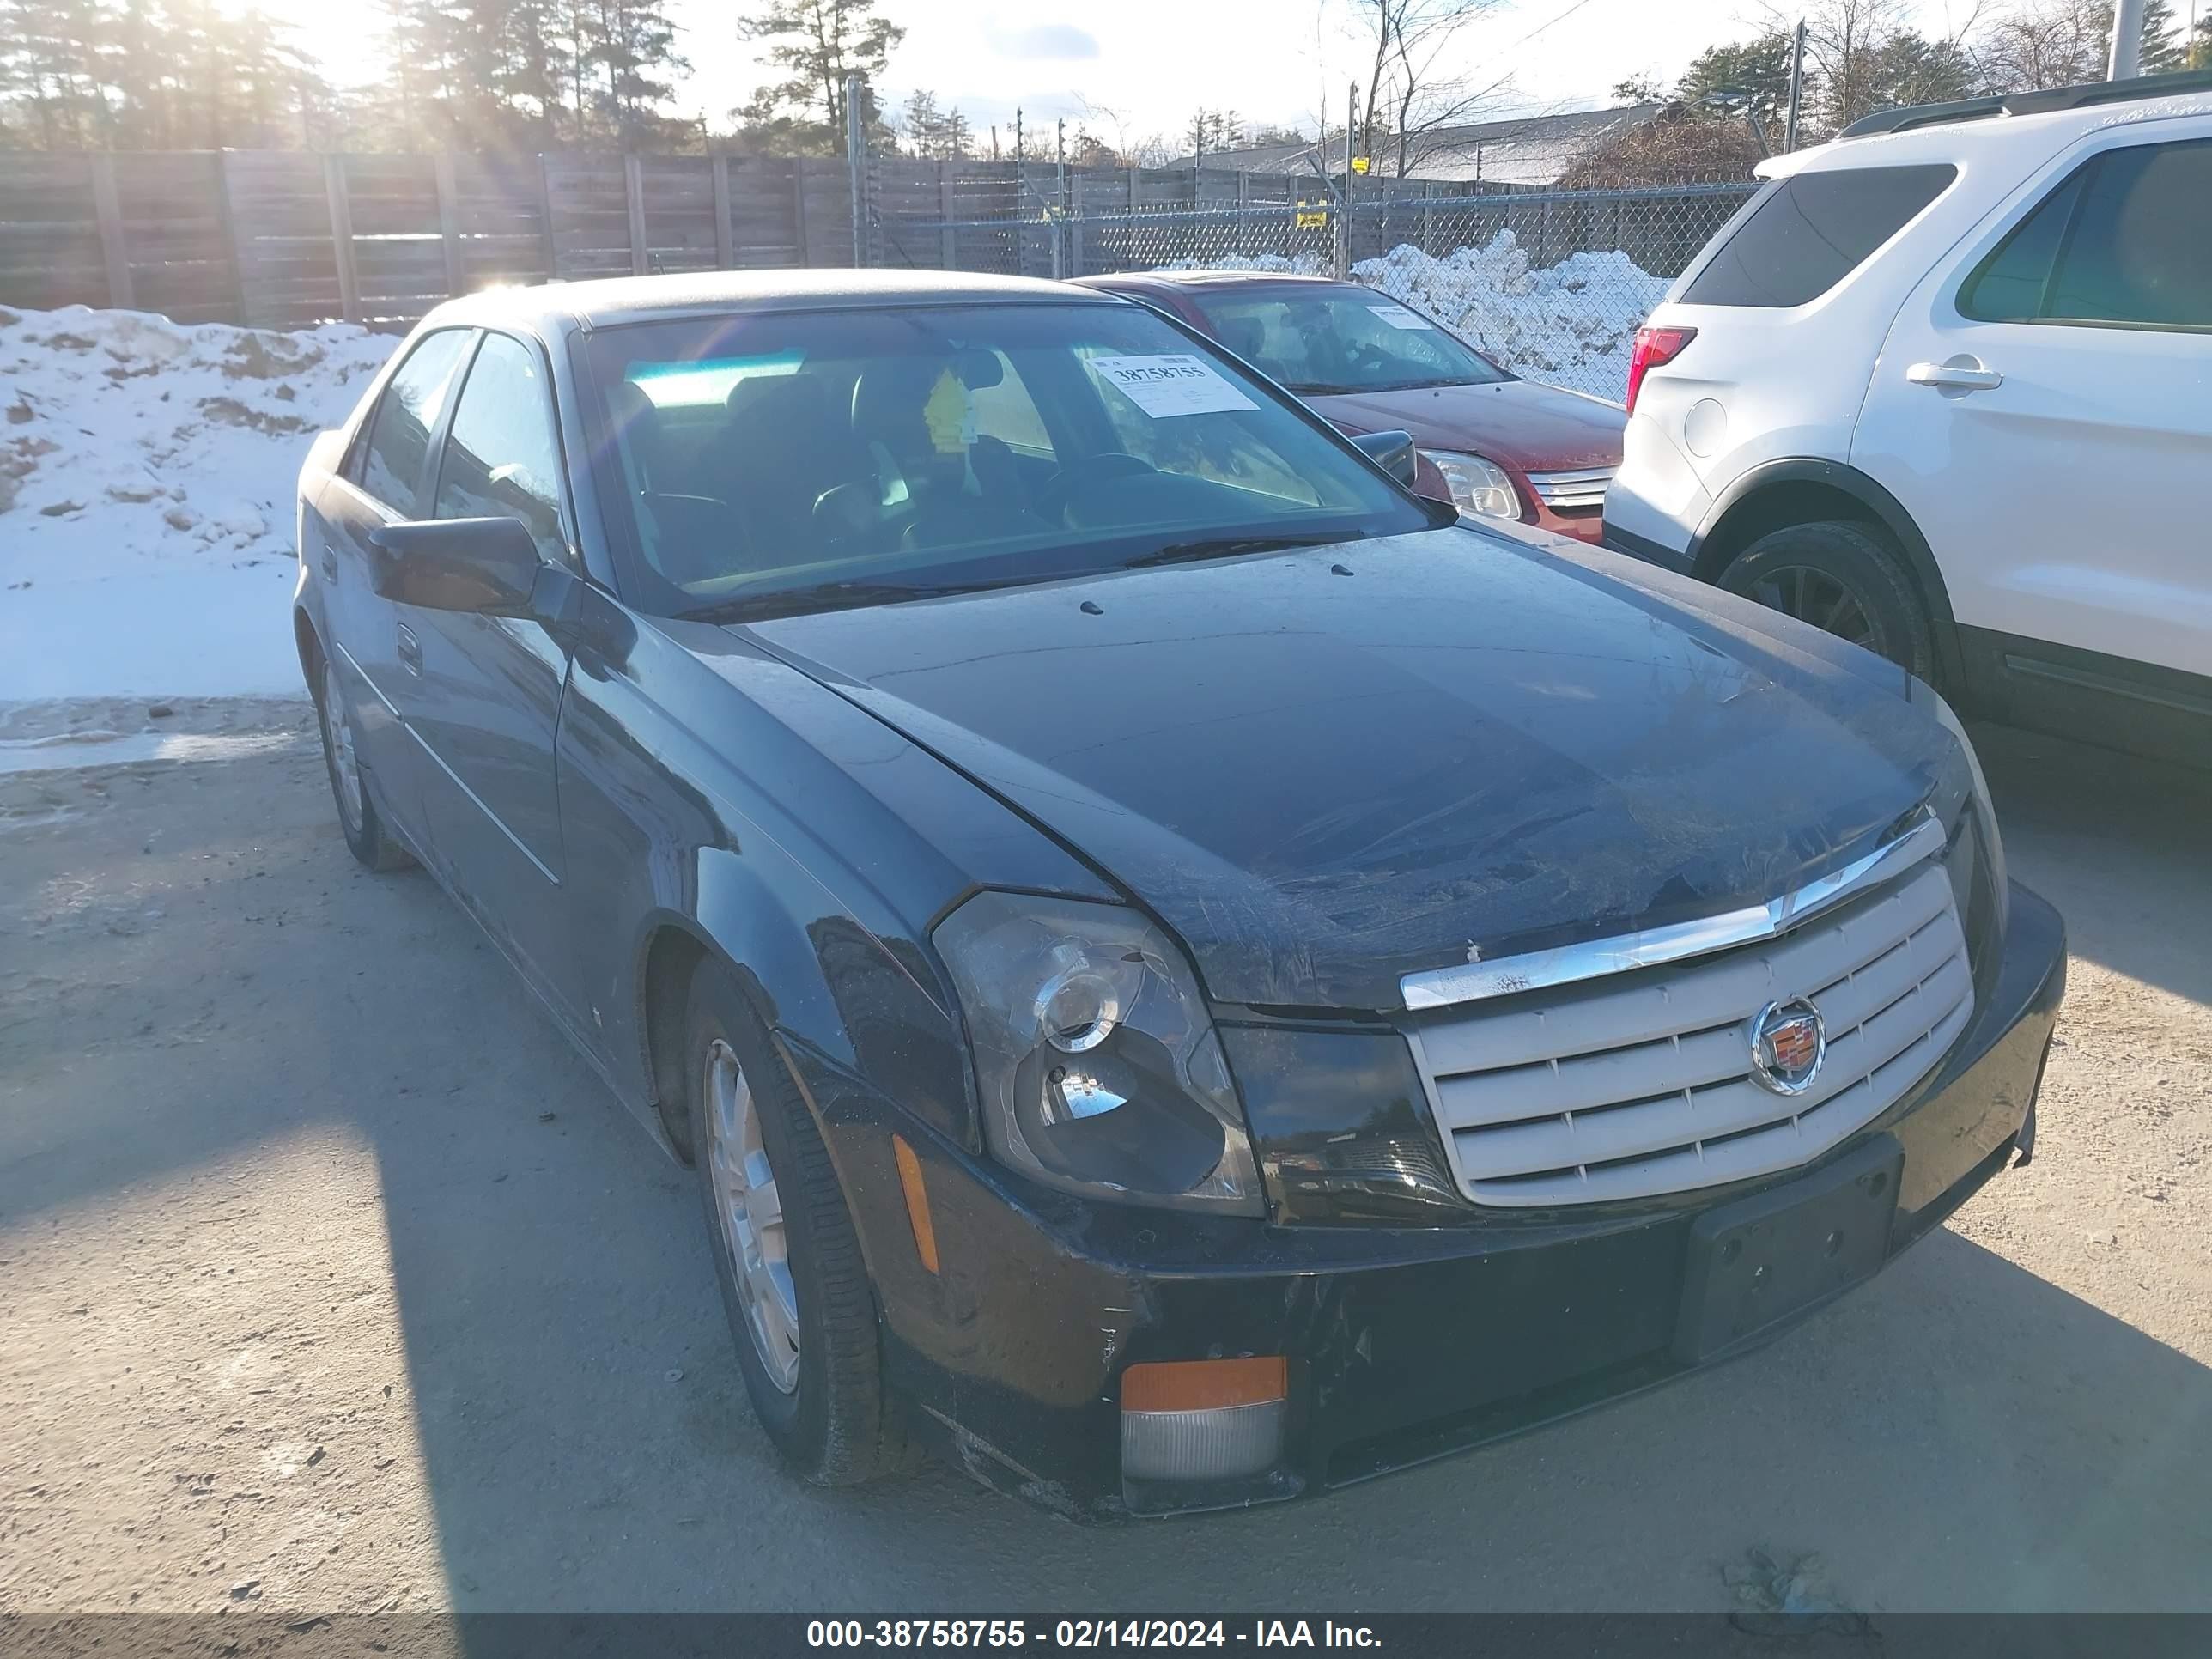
[1626,325,1696,416]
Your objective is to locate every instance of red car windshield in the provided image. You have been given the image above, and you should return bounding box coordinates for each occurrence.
[1188,286,1510,396]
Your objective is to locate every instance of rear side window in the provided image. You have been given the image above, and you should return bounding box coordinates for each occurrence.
[1681,164,1957,308]
[358,328,471,513]
[1961,139,2212,331]
[1957,171,2087,322]
[434,333,570,565]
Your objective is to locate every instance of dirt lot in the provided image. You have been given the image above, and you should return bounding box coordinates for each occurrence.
[2,697,2208,1615]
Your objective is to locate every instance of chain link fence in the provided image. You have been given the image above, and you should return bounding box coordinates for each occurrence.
[867,151,1756,403]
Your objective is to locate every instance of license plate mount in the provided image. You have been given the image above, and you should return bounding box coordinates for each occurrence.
[1673,1134,1905,1365]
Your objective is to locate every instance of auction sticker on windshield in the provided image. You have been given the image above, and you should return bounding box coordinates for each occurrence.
[1087,355,1258,417]
[1365,304,1435,331]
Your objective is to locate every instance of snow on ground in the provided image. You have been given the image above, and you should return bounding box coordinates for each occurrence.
[1163,231,1667,401]
[0,304,391,702]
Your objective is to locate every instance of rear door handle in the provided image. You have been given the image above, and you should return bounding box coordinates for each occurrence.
[396,623,423,676]
[1907,359,2003,392]
[319,547,337,583]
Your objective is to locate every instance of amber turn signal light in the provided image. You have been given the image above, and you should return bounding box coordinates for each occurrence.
[1121,1356,1286,1413]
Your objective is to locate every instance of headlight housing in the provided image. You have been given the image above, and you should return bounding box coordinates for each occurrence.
[1911,676,2008,936]
[933,893,1263,1215]
[1419,448,1522,520]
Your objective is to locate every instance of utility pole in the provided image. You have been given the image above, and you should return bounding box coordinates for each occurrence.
[1784,20,1807,152]
[1339,82,1356,280]
[2110,0,2148,76]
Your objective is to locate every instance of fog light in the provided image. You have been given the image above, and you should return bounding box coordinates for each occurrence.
[1120,1358,1287,1482]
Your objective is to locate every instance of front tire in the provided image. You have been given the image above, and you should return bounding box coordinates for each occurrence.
[684,962,915,1486]
[1717,520,1936,683]
[315,652,412,872]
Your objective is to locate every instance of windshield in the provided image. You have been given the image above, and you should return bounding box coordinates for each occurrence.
[1188,285,1510,395]
[582,301,1442,621]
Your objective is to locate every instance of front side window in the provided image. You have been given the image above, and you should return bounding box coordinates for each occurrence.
[1681,164,1957,309]
[1962,139,2212,331]
[1187,286,1510,394]
[358,328,472,513]
[434,333,569,565]
[584,301,1441,621]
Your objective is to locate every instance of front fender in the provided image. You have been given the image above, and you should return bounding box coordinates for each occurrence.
[686,847,976,1148]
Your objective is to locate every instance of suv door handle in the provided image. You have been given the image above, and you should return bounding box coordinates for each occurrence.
[319,547,337,583]
[1907,358,2003,392]
[396,623,423,676]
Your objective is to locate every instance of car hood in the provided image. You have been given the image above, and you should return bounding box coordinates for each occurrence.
[736,528,1959,1012]
[1306,379,1625,472]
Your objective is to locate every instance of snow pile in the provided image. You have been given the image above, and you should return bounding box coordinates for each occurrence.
[1353,234,1665,401]
[0,304,391,701]
[1155,231,1665,401]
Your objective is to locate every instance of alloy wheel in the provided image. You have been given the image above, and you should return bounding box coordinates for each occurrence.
[702,1036,801,1393]
[1746,564,1881,653]
[321,659,365,834]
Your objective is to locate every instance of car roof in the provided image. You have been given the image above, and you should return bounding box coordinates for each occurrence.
[1762,82,2212,179]
[423,268,1124,337]
[1079,270,1345,294]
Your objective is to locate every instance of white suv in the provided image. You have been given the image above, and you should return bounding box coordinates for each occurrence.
[1603,70,2212,765]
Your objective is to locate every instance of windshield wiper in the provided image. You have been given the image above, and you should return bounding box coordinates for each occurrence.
[677,576,1026,624]
[1122,533,1347,570]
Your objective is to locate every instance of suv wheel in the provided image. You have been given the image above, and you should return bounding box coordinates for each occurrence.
[1717,520,1936,682]
[683,960,916,1486]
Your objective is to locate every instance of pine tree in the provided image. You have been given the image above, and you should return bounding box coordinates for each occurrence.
[580,0,688,148]
[733,0,902,151]
[898,88,971,160]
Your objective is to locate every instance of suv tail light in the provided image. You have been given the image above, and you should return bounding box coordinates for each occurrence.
[1626,325,1696,415]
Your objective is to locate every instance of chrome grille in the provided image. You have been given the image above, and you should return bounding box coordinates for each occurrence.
[1524,465,1613,513]
[1406,863,1972,1206]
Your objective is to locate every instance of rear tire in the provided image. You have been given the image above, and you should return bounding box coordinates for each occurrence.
[1717,520,1936,683]
[682,960,915,1486]
[314,649,412,873]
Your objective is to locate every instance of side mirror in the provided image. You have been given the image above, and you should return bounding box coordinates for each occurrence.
[1350,428,1419,489]
[369,517,544,616]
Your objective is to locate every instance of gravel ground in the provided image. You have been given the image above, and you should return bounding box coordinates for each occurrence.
[1,698,2207,1617]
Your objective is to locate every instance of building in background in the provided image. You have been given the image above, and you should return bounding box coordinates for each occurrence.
[1169,104,1667,185]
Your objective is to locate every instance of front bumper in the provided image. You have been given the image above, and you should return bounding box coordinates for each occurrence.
[826,881,2063,1521]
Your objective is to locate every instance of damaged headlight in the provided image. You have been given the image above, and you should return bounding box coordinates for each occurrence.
[933,893,1263,1215]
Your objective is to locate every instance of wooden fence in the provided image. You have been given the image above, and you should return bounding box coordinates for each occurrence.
[0,148,1748,332]
[0,149,871,331]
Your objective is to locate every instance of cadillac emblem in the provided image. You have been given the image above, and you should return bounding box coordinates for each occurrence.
[1750,997,1826,1096]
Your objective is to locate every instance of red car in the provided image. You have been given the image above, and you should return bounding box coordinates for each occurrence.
[1075,270,1626,544]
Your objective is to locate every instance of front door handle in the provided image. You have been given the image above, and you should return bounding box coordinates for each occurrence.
[319,547,337,584]
[396,623,423,676]
[1907,357,2003,392]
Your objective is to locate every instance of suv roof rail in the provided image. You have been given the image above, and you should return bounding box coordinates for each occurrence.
[1839,67,2212,140]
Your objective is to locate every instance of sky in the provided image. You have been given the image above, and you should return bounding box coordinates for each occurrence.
[256,0,2004,146]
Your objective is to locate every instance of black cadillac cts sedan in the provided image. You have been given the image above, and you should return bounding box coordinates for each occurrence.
[294,270,2063,1519]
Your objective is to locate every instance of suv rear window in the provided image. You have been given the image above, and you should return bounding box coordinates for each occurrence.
[1681,164,1957,308]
